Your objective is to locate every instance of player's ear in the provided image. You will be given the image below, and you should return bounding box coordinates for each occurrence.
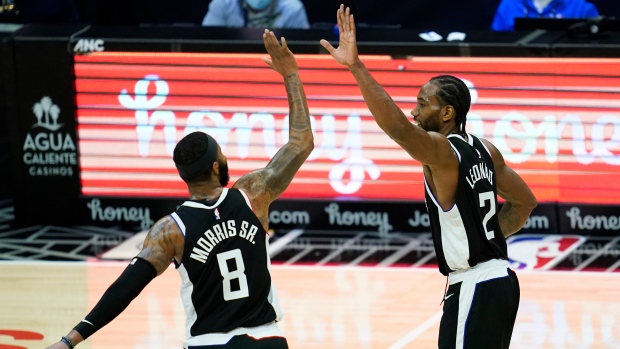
[442,105,455,122]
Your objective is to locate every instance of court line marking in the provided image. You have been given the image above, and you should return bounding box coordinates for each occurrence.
[349,247,377,266]
[317,233,365,265]
[412,251,436,267]
[386,310,443,349]
[574,236,620,271]
[378,240,422,267]
[606,258,620,273]
[268,229,304,258]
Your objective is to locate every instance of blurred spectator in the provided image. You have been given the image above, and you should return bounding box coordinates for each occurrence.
[202,0,309,29]
[492,0,599,31]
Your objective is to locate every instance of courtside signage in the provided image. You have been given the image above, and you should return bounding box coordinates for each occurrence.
[506,234,586,270]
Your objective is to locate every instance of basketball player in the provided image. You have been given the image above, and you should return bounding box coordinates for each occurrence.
[321,5,537,349]
[46,29,313,349]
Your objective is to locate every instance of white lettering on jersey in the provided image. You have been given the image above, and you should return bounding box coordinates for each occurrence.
[239,221,257,245]
[190,220,257,263]
[466,162,494,189]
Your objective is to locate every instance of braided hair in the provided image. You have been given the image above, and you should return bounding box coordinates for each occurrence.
[429,75,471,135]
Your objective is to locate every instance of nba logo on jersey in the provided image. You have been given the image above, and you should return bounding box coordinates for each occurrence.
[506,234,585,270]
[214,208,220,220]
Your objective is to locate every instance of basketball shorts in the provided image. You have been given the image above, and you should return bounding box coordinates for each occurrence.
[438,259,520,349]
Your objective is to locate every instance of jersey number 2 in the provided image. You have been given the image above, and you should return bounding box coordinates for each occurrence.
[479,191,496,240]
[217,249,250,301]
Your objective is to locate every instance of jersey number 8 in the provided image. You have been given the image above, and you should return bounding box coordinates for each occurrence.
[217,249,250,301]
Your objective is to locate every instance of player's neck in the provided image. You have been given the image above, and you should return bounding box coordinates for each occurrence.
[188,182,224,201]
[440,125,463,137]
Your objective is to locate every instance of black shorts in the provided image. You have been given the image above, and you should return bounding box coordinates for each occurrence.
[438,260,520,349]
[188,335,288,349]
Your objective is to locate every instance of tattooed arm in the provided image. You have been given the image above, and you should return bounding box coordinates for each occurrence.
[137,216,184,274]
[481,139,537,237]
[45,217,183,349]
[233,30,313,230]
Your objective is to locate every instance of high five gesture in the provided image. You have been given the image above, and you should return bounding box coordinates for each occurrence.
[321,4,536,349]
[320,5,360,67]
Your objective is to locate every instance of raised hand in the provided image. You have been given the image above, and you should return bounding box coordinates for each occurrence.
[262,29,298,78]
[320,4,360,67]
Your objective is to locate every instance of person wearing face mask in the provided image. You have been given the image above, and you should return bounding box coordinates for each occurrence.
[492,0,599,31]
[202,0,310,29]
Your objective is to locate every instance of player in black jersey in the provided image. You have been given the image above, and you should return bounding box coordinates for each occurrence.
[321,5,538,349]
[46,30,313,349]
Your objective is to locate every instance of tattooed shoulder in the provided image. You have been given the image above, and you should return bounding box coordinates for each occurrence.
[234,169,270,198]
[147,216,178,241]
[139,216,182,275]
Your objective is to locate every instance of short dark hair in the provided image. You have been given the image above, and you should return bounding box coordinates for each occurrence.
[173,132,212,183]
[429,75,471,134]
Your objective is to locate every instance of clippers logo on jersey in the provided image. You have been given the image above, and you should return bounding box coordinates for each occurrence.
[506,234,585,270]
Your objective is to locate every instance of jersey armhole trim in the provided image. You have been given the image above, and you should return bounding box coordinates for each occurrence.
[477,137,493,158]
[467,133,492,157]
[169,213,185,268]
[424,178,456,213]
[238,188,253,210]
[449,142,461,163]
[170,212,186,236]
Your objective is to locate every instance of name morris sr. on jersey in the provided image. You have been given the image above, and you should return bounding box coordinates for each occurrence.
[189,219,259,263]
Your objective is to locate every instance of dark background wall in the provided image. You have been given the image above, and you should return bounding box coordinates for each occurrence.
[6,0,620,30]
[0,27,17,201]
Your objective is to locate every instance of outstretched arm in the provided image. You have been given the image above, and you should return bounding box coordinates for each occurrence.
[481,139,538,237]
[45,217,183,349]
[234,30,314,229]
[320,5,451,167]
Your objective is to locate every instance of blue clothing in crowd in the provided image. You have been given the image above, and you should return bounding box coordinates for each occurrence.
[492,0,599,31]
[202,0,310,29]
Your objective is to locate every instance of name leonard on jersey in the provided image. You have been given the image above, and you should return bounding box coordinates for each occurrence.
[190,220,258,263]
[466,161,494,189]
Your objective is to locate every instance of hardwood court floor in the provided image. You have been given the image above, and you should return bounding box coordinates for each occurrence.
[1,261,618,349]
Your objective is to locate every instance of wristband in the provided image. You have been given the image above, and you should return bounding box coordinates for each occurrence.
[61,336,75,349]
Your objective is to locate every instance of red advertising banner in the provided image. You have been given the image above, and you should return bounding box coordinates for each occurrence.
[74,53,620,203]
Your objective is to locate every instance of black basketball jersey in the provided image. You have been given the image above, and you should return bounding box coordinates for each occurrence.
[425,134,508,276]
[170,188,283,339]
